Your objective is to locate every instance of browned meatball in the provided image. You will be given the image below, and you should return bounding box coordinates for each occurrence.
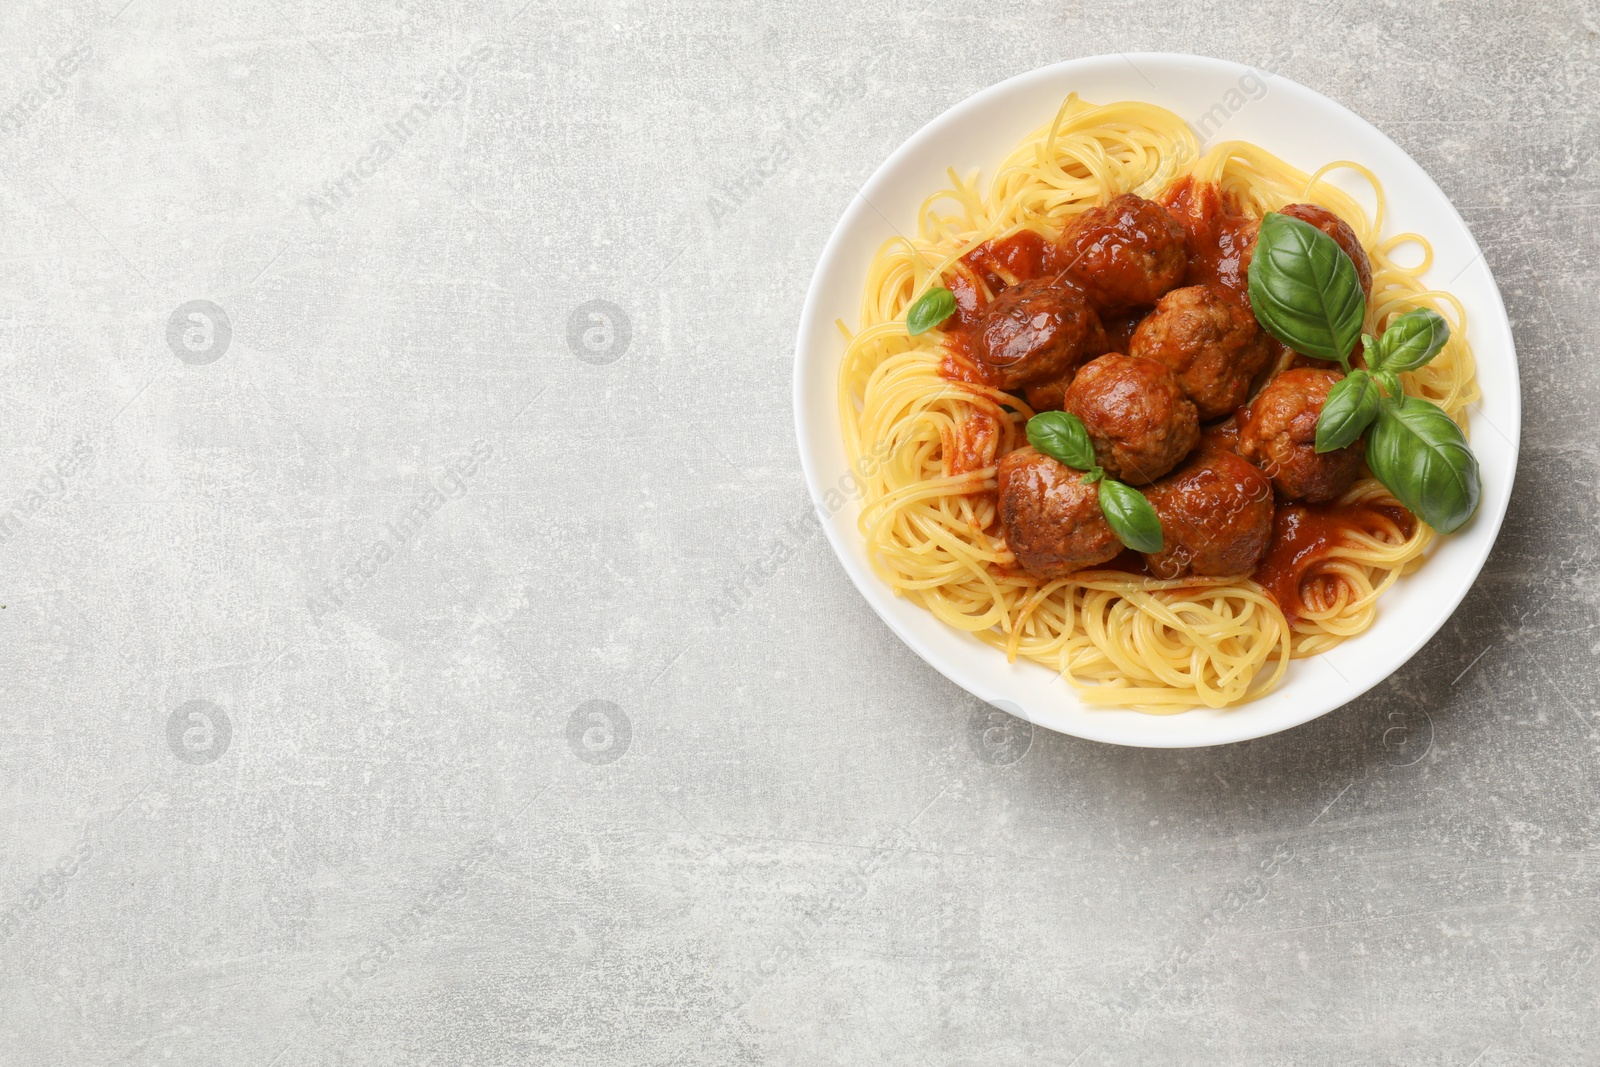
[996,447,1121,579]
[1062,354,1199,485]
[1238,368,1365,503]
[976,278,1106,390]
[1130,285,1270,420]
[1279,203,1373,298]
[1058,193,1188,311]
[1143,450,1274,579]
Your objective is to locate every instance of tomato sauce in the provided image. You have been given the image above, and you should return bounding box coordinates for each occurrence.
[965,229,1061,290]
[1098,548,1153,577]
[1199,415,1241,455]
[936,343,996,387]
[1158,176,1259,305]
[1251,500,1416,623]
[942,410,999,476]
[945,269,985,333]
[1100,310,1144,355]
[935,229,1067,383]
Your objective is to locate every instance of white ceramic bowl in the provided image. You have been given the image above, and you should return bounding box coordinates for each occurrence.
[793,53,1520,748]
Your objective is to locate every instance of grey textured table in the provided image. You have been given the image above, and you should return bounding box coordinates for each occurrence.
[1,2,1595,1064]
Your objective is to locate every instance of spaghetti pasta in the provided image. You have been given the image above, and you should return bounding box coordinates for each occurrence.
[836,95,1479,711]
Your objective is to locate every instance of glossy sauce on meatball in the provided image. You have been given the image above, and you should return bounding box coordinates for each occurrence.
[1238,368,1365,503]
[1142,450,1274,579]
[1058,194,1188,311]
[975,278,1106,390]
[1129,285,1269,420]
[1158,177,1259,305]
[1279,203,1372,298]
[1062,353,1199,485]
[996,447,1121,579]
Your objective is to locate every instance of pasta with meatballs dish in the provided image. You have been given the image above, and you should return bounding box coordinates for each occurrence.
[836,96,1482,710]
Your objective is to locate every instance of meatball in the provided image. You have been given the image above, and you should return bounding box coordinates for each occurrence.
[996,447,1121,579]
[1238,368,1365,503]
[976,278,1106,390]
[1143,451,1274,579]
[1062,353,1199,485]
[1279,203,1372,298]
[1130,285,1270,420]
[1058,193,1188,311]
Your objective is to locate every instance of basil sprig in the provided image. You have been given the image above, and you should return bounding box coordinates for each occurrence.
[1247,212,1366,368]
[1367,396,1481,534]
[1359,314,1476,534]
[1026,409,1095,469]
[1025,411,1163,553]
[1097,479,1164,554]
[1314,370,1380,453]
[1367,308,1449,373]
[1249,216,1482,535]
[906,286,956,336]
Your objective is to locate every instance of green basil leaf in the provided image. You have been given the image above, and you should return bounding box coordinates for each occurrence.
[1369,307,1449,374]
[1098,478,1163,554]
[1314,370,1379,453]
[1374,369,1403,400]
[1026,410,1097,471]
[906,286,956,336]
[1246,212,1366,365]
[1366,397,1481,534]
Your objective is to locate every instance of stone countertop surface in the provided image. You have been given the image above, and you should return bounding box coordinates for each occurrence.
[1,2,1596,1064]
